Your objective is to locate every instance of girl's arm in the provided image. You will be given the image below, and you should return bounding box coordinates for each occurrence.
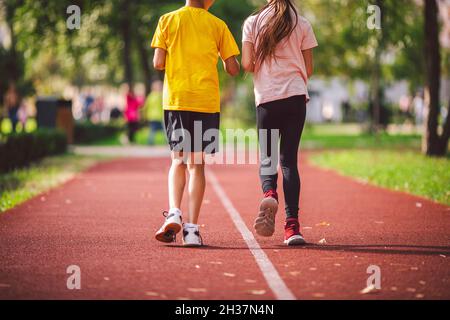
[241,42,255,73]
[223,56,240,77]
[302,48,314,78]
[153,48,167,70]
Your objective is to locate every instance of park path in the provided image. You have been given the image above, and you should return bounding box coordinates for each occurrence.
[0,153,449,299]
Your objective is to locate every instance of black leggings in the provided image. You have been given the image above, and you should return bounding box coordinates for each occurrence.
[257,95,307,219]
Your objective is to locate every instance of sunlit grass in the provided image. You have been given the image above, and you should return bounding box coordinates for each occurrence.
[310,150,450,205]
[0,154,104,212]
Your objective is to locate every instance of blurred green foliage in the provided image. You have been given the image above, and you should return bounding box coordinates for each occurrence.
[73,121,123,144]
[0,129,67,173]
[1,0,442,94]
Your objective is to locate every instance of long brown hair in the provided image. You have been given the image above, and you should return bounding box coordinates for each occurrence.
[252,0,298,67]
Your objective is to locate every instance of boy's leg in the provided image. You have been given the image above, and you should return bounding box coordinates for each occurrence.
[155,151,186,243]
[186,152,205,224]
[168,152,187,210]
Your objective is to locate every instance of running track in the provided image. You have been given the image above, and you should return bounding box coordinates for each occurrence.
[0,153,449,299]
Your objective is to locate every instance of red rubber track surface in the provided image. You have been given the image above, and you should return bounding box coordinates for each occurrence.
[0,155,449,299]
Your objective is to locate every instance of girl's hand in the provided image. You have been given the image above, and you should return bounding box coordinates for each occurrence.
[302,48,314,78]
[241,41,255,73]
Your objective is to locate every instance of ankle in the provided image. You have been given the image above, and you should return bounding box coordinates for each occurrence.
[264,189,278,202]
[169,208,182,216]
[285,218,299,228]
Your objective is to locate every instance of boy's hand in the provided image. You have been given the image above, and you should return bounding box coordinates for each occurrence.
[153,48,167,70]
[223,56,240,77]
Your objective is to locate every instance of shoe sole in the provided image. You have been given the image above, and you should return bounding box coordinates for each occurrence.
[155,222,182,243]
[182,242,203,247]
[284,235,306,246]
[254,197,278,237]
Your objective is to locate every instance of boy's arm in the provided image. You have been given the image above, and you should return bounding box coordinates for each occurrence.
[222,56,240,77]
[153,48,167,70]
[301,48,314,78]
[241,41,255,73]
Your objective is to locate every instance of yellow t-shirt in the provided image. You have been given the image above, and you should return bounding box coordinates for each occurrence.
[151,6,240,113]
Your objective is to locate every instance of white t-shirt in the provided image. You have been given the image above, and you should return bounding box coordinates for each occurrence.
[242,8,318,106]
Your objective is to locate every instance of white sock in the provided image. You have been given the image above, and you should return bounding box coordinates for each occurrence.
[169,208,182,216]
[184,223,198,229]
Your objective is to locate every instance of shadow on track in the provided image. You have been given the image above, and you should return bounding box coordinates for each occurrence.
[163,243,450,256]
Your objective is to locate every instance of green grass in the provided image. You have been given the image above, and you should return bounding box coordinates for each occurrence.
[0,154,104,212]
[310,150,450,205]
[301,132,421,150]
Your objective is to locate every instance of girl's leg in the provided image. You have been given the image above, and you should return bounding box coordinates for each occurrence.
[257,103,281,193]
[279,96,307,219]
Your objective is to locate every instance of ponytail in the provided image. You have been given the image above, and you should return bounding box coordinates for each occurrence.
[252,0,298,67]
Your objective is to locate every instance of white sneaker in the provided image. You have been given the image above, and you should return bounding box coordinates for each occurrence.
[182,225,203,247]
[284,234,306,246]
[155,211,182,243]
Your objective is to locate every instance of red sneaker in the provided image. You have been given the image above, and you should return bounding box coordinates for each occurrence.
[284,218,306,246]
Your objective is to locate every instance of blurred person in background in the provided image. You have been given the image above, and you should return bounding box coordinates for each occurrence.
[413,91,425,126]
[83,90,95,121]
[143,80,164,145]
[3,81,20,133]
[124,87,144,143]
[17,100,28,131]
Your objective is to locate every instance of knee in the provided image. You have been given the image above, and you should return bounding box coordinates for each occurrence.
[171,158,186,170]
[280,156,297,169]
[187,163,205,173]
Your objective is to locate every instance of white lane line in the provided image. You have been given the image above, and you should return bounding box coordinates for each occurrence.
[208,171,296,300]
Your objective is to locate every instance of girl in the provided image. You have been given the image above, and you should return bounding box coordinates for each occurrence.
[242,0,318,245]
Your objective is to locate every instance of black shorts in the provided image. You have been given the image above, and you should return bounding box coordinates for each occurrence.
[164,110,220,154]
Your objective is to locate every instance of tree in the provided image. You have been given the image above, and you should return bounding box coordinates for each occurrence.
[423,0,450,156]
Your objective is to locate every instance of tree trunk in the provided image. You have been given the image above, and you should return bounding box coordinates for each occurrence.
[423,0,448,156]
[5,2,19,82]
[371,48,382,133]
[136,30,153,96]
[370,0,384,134]
[120,0,133,88]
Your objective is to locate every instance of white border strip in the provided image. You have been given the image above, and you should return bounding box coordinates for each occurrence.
[208,171,296,300]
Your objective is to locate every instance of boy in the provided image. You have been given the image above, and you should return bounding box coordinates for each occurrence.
[152,0,240,246]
